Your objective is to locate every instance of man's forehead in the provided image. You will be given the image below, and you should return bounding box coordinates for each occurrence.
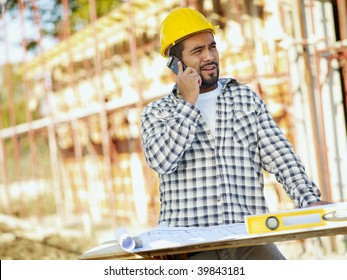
[183,32,215,49]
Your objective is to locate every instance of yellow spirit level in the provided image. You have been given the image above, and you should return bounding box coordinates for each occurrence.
[245,203,347,234]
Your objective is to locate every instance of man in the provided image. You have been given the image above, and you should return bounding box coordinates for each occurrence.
[141,8,329,259]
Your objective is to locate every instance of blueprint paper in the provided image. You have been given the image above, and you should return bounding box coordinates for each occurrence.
[80,223,248,258]
[131,223,248,252]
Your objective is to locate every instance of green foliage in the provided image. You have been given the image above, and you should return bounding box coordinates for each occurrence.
[5,0,121,34]
[4,0,121,52]
[69,0,121,31]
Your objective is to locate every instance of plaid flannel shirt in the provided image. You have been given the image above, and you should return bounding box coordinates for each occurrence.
[141,78,321,227]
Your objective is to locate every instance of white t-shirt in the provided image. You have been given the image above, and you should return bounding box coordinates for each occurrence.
[195,82,222,136]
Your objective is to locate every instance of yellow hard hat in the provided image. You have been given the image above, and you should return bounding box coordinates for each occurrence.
[159,8,217,57]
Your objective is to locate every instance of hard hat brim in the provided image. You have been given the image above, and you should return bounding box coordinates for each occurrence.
[163,27,218,58]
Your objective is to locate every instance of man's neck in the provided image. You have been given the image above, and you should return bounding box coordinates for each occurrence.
[199,82,218,94]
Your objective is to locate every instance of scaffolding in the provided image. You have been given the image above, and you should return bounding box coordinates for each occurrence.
[0,0,346,238]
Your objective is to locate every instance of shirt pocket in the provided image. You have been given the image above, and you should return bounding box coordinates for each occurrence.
[232,110,257,146]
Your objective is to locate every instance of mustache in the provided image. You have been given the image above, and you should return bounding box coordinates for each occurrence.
[200,62,218,70]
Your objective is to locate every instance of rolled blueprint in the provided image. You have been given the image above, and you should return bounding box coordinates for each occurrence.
[115,227,142,252]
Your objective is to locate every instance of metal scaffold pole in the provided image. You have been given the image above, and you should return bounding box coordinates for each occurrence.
[31,0,65,229]
[88,0,117,229]
[0,7,13,216]
[297,0,332,201]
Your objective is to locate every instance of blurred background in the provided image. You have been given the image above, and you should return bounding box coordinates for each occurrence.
[0,0,346,259]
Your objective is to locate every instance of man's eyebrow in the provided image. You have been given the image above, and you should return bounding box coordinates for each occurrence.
[189,45,203,53]
[189,41,216,53]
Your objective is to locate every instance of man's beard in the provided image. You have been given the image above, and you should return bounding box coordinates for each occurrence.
[200,63,219,90]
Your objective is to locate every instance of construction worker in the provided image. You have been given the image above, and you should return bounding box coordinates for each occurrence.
[140,7,330,259]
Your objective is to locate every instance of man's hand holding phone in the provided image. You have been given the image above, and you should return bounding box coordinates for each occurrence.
[167,56,201,105]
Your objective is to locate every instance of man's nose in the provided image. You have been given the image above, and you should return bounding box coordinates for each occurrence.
[203,49,214,61]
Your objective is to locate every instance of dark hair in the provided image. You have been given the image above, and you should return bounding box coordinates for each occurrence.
[168,40,184,60]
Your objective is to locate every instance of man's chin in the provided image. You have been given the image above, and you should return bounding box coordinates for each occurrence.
[201,76,219,88]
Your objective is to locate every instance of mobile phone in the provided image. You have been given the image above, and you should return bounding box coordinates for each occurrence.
[167,56,185,75]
